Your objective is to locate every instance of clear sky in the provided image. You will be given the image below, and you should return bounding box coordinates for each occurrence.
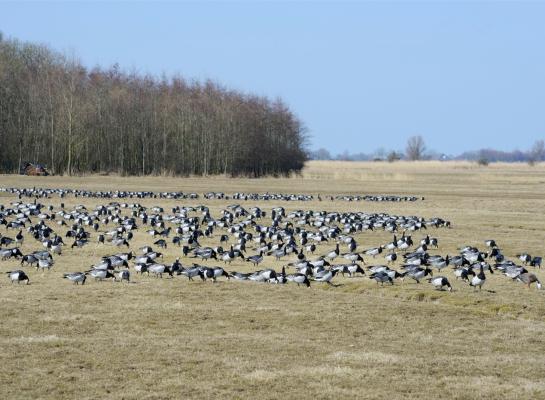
[1,1,544,155]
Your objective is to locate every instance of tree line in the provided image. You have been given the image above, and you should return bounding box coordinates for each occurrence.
[311,136,545,164]
[0,34,307,176]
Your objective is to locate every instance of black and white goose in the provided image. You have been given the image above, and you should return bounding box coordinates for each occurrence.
[245,251,264,266]
[6,270,30,284]
[115,269,130,282]
[63,272,87,285]
[313,269,338,285]
[369,271,393,286]
[469,263,492,291]
[88,269,115,281]
[427,276,452,291]
[286,273,311,287]
[364,246,383,258]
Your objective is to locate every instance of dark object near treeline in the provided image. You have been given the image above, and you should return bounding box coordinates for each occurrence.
[20,162,49,176]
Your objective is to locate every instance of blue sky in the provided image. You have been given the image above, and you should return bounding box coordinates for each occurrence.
[1,1,544,155]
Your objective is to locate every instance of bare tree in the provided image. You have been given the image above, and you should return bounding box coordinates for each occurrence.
[529,140,545,165]
[406,135,426,161]
[0,34,307,177]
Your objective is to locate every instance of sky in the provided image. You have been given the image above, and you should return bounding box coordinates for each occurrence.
[1,1,544,155]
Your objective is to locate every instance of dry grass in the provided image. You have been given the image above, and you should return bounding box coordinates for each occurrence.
[1,160,545,399]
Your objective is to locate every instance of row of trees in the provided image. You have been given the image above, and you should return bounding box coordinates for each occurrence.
[311,136,545,164]
[0,34,307,176]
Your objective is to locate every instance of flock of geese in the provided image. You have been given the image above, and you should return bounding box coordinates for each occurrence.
[0,190,542,296]
[1,187,420,203]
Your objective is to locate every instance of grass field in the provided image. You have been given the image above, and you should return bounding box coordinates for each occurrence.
[1,161,545,399]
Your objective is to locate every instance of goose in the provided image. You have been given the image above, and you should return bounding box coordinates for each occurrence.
[369,271,394,286]
[245,251,264,266]
[21,253,39,267]
[63,272,87,285]
[453,267,475,282]
[405,267,433,283]
[430,255,449,271]
[343,252,365,264]
[148,264,173,278]
[6,270,30,284]
[0,247,23,260]
[516,273,542,289]
[37,258,54,271]
[115,269,130,282]
[530,257,542,269]
[485,239,497,248]
[154,239,167,249]
[325,244,340,261]
[469,264,489,291]
[257,268,278,283]
[314,269,338,285]
[88,269,115,281]
[385,253,397,264]
[112,238,130,248]
[345,264,365,277]
[364,246,383,258]
[71,239,88,249]
[427,276,452,291]
[517,253,532,265]
[286,273,311,287]
[179,265,203,281]
[200,266,230,282]
[230,271,251,281]
[134,263,149,275]
[0,236,14,246]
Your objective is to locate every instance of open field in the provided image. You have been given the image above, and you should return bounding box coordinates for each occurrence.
[1,161,545,399]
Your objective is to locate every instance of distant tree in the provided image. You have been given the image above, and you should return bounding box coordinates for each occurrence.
[406,135,426,161]
[311,148,332,160]
[477,150,489,166]
[528,140,545,165]
[374,147,386,160]
[387,151,401,163]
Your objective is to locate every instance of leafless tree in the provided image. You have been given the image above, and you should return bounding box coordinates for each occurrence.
[406,135,426,161]
[0,34,307,177]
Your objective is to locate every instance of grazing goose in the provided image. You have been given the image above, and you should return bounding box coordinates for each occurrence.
[179,265,204,281]
[453,267,475,282]
[286,273,311,287]
[365,246,383,258]
[148,264,173,278]
[385,253,397,264]
[427,276,452,291]
[314,269,338,285]
[404,267,433,284]
[369,271,394,286]
[6,270,30,284]
[430,255,449,271]
[115,269,130,282]
[63,272,87,285]
[230,271,251,281]
[37,258,54,271]
[200,266,230,282]
[516,273,541,289]
[88,269,115,281]
[343,252,365,264]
